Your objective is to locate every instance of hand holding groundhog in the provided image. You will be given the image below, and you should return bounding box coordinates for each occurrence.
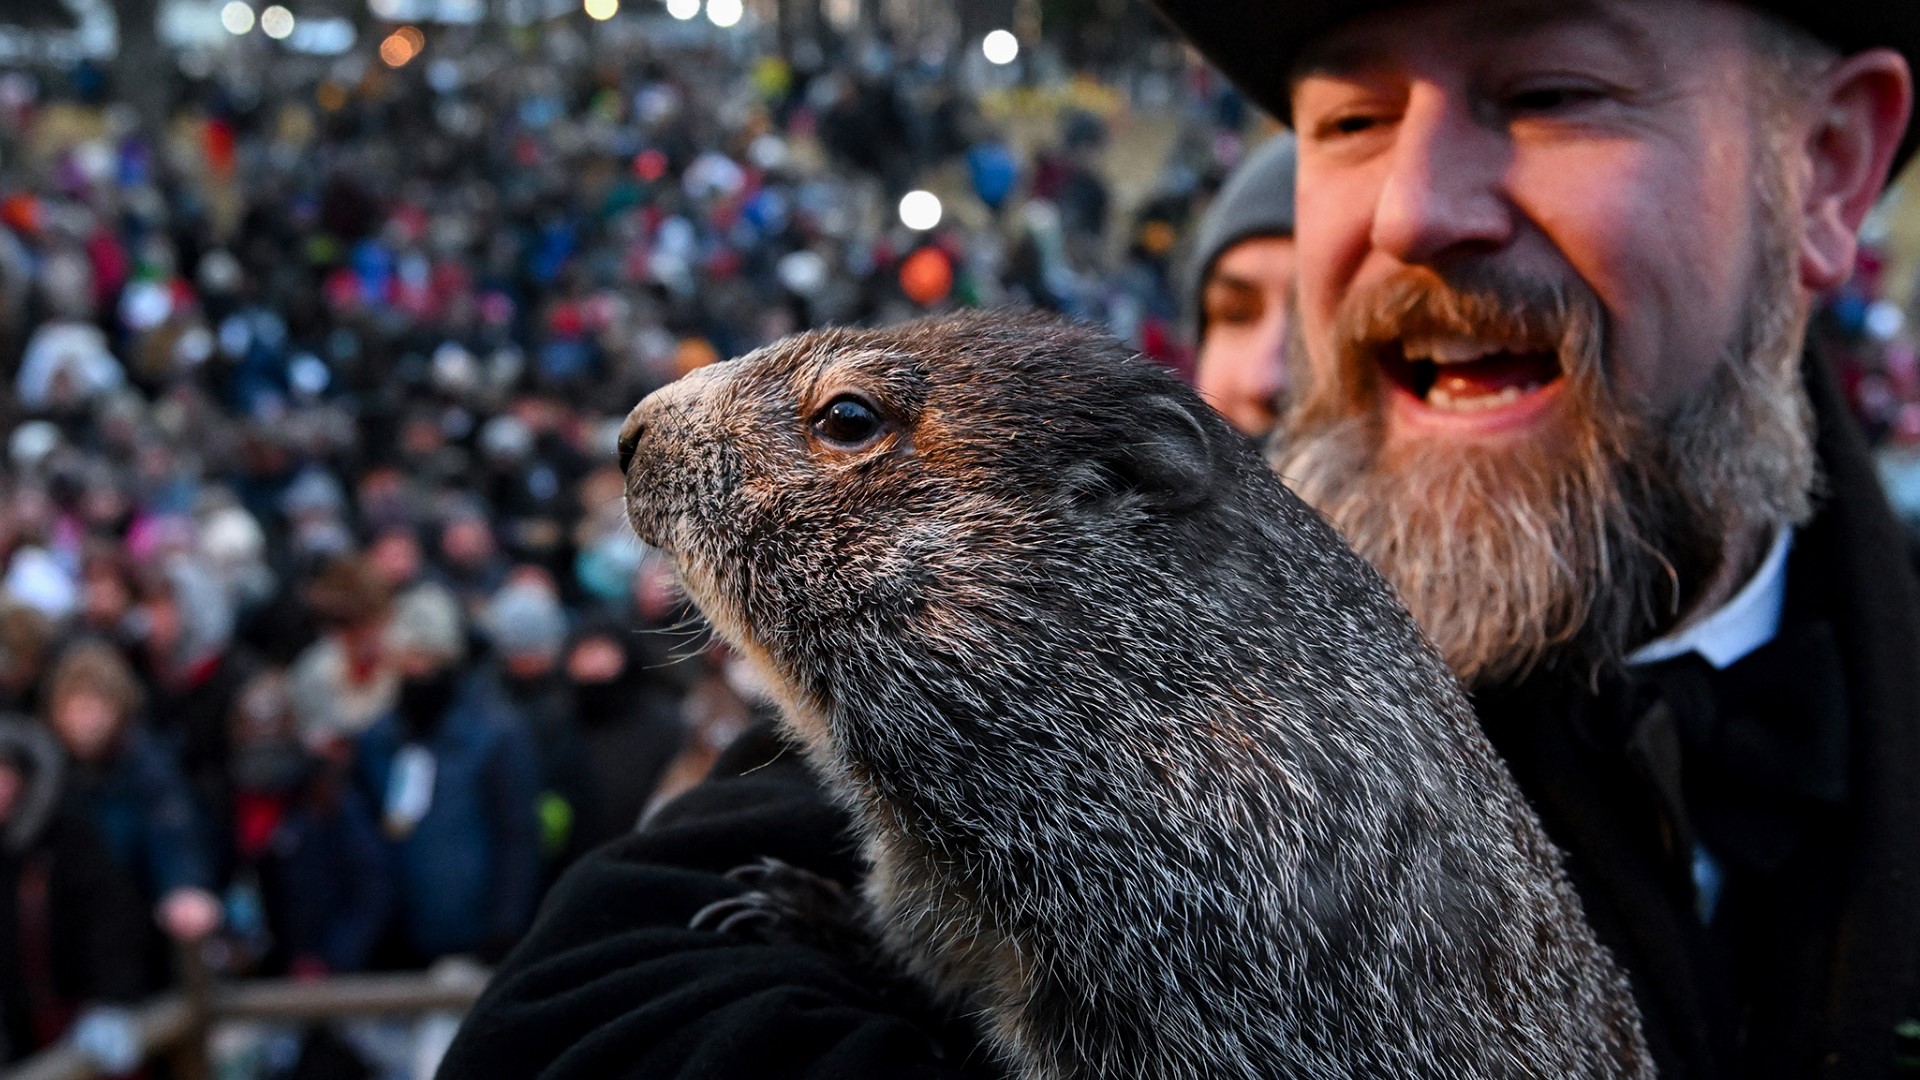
[619,310,1653,1080]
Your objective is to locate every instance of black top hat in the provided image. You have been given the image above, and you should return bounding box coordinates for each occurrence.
[1147,0,1920,179]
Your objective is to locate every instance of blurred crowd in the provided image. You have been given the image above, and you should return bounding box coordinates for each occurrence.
[0,12,1273,1074]
[1822,237,1920,533]
[5,5,1916,1072]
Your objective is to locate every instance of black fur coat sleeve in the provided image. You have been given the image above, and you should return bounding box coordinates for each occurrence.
[434,719,1003,1080]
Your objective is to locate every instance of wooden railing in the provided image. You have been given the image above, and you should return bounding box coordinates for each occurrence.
[4,949,489,1080]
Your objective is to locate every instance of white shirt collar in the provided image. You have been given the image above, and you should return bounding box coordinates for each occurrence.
[1626,527,1794,671]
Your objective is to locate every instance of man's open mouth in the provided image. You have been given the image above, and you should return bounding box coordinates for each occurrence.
[1378,335,1564,413]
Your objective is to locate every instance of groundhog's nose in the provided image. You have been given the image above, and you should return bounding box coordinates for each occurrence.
[617,407,645,474]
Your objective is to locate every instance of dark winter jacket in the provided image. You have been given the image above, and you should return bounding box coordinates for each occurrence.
[437,720,992,1079]
[0,724,148,1066]
[498,668,595,864]
[262,783,392,975]
[67,723,216,901]
[140,647,260,871]
[571,673,684,849]
[1474,352,1920,1079]
[438,350,1920,1080]
[356,671,541,962]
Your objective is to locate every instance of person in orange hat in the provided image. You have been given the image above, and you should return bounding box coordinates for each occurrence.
[438,4,1920,1078]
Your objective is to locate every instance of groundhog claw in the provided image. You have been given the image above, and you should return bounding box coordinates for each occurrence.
[690,894,784,936]
[723,856,844,894]
[690,858,878,960]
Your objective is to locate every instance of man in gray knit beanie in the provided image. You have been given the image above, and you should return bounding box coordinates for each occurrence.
[1186,132,1297,437]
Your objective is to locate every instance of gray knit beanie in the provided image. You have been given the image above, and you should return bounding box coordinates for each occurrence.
[384,583,467,664]
[483,579,569,663]
[1185,133,1297,339]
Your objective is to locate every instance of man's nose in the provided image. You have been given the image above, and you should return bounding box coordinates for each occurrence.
[1369,88,1515,265]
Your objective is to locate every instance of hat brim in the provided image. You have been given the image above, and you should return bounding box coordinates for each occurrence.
[1146,0,1920,181]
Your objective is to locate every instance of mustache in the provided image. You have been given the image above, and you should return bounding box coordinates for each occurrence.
[1326,265,1607,386]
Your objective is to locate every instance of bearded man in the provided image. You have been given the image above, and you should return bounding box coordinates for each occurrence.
[437,4,1920,1079]
[1138,2,1918,1075]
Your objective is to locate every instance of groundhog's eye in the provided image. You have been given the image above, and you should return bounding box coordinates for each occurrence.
[812,395,887,448]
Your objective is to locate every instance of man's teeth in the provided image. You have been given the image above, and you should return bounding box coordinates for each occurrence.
[1402,336,1510,365]
[1425,382,1539,412]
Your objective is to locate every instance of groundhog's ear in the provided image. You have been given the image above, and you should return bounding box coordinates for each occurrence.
[1076,393,1218,513]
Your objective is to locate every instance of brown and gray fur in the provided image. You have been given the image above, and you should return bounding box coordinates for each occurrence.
[619,310,1652,1080]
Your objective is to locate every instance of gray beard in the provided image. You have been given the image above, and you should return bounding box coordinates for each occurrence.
[1270,225,1817,689]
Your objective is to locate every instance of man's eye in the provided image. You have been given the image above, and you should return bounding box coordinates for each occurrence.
[1506,85,1606,115]
[1321,113,1382,138]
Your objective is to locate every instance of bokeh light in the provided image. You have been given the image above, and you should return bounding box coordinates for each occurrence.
[260,5,295,39]
[982,30,1019,65]
[219,1,254,34]
[898,189,942,231]
[899,247,954,305]
[585,0,619,19]
[316,80,348,111]
[665,0,699,17]
[379,27,423,67]
[707,0,742,28]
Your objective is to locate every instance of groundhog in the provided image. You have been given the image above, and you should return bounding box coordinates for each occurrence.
[618,310,1653,1080]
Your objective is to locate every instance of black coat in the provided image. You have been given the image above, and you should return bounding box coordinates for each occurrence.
[439,351,1920,1080]
[0,806,149,1065]
[437,720,995,1079]
[1476,352,1920,1079]
[571,678,685,851]
[139,647,260,874]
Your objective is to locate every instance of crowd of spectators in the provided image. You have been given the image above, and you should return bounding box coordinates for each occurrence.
[0,12,1268,1073]
[1821,232,1920,533]
[7,6,1915,1073]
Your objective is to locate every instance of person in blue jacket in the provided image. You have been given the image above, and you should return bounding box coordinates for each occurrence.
[355,584,541,965]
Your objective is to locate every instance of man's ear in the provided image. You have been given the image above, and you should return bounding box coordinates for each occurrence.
[1799,48,1914,292]
[1076,393,1221,513]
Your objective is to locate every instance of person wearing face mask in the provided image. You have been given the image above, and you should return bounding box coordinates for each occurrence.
[354,585,540,966]
[482,573,594,875]
[129,557,260,857]
[563,617,687,848]
[222,672,390,979]
[1186,133,1298,438]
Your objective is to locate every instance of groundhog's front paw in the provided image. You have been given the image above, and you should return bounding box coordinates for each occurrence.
[691,857,879,959]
